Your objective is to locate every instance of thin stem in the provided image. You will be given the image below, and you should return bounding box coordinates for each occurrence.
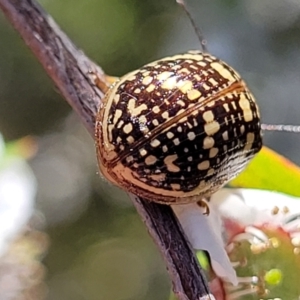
[176,0,208,52]
[0,0,211,299]
[261,123,300,133]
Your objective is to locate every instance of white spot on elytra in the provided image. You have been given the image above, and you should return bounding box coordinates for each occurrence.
[211,62,235,81]
[113,109,122,125]
[128,99,147,117]
[152,106,160,114]
[209,147,219,158]
[146,84,156,93]
[178,80,193,93]
[188,132,196,141]
[142,76,153,86]
[223,103,230,112]
[197,160,210,170]
[162,111,169,119]
[123,123,133,134]
[207,168,214,176]
[127,136,134,143]
[161,77,177,90]
[244,132,255,151]
[173,138,180,145]
[203,136,215,149]
[152,119,159,126]
[126,156,134,163]
[222,131,229,141]
[139,148,147,156]
[167,132,174,139]
[150,139,160,147]
[240,125,245,134]
[204,121,220,136]
[203,110,214,122]
[164,155,180,172]
[239,95,253,122]
[157,71,173,81]
[145,155,157,165]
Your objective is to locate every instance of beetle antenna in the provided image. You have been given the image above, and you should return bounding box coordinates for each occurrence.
[176,0,208,53]
[261,123,300,133]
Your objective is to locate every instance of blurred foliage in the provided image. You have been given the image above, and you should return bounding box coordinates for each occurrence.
[0,0,176,139]
[0,228,48,300]
[0,134,48,300]
[1,0,300,299]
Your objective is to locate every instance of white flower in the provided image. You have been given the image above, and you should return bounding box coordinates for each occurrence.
[173,188,300,295]
[131,188,300,299]
[210,188,300,229]
[209,188,300,300]
[0,158,36,256]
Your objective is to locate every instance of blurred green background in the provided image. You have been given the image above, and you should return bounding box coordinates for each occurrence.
[1,0,300,299]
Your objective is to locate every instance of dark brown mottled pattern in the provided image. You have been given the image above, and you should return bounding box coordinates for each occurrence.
[96,51,262,204]
[109,54,240,153]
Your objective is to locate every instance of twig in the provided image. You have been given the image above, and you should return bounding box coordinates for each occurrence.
[0,0,211,299]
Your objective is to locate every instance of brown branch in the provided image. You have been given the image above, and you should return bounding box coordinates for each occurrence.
[0,0,211,299]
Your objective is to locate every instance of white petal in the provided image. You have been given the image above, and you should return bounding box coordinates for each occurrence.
[172,203,237,285]
[210,189,258,226]
[211,188,300,227]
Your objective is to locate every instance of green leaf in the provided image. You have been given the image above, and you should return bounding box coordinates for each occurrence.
[230,146,300,197]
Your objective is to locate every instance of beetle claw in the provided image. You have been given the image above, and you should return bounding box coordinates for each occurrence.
[197,200,210,215]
